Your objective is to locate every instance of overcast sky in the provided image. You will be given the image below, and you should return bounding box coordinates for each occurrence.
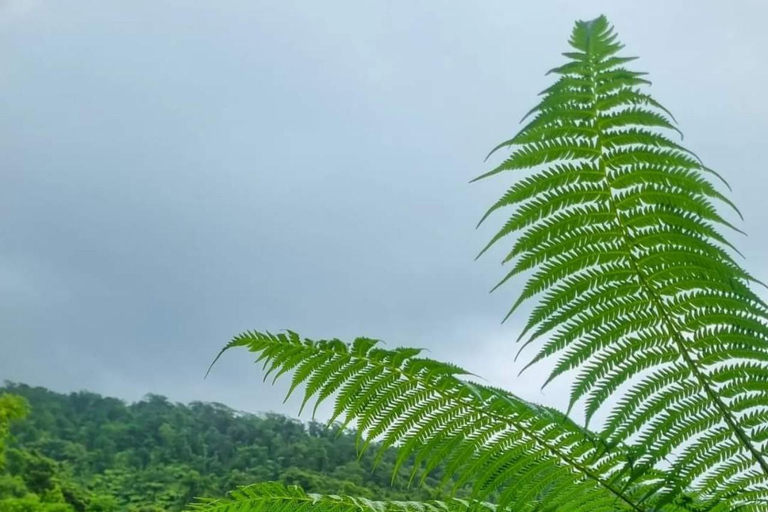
[2,1,767,421]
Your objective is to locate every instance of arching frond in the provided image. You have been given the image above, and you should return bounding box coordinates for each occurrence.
[478,15,768,510]
[186,482,492,512]
[212,331,695,512]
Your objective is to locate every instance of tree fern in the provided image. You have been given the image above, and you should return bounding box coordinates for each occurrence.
[477,15,768,510]
[197,15,768,512]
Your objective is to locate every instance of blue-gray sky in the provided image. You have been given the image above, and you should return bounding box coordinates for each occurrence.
[2,1,767,421]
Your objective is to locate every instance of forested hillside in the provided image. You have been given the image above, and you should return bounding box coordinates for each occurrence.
[0,383,450,512]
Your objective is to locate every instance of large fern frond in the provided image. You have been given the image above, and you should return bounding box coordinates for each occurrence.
[478,15,768,510]
[212,331,696,512]
[186,482,492,512]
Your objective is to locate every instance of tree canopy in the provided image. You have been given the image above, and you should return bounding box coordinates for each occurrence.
[0,383,453,512]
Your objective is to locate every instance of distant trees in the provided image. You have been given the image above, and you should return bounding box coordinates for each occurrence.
[1,392,82,511]
[0,393,28,466]
[0,383,451,512]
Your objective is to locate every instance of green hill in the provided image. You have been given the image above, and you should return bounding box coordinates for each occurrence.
[0,383,451,512]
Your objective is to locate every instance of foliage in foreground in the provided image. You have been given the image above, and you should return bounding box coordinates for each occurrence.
[187,482,487,512]
[200,15,768,512]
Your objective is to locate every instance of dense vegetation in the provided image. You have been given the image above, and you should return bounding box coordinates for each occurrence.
[0,383,448,512]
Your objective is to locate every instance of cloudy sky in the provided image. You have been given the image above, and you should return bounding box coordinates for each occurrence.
[2,1,767,421]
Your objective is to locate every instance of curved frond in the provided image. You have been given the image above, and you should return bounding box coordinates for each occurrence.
[213,331,696,512]
[186,482,491,512]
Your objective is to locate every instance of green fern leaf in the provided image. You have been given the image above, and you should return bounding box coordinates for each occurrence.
[185,481,494,512]
[478,14,768,510]
[213,331,701,512]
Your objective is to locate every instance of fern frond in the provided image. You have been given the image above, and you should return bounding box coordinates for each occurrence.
[478,15,768,509]
[186,482,492,512]
[215,331,699,512]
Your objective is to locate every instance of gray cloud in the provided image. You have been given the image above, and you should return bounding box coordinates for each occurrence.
[1,1,766,421]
